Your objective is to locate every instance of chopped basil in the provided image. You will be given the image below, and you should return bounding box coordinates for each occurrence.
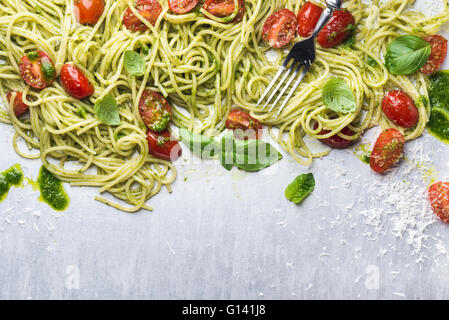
[27,51,39,60]
[385,35,431,75]
[285,173,315,205]
[367,56,378,67]
[124,50,145,77]
[150,109,171,132]
[94,94,121,126]
[322,78,357,114]
[41,60,55,81]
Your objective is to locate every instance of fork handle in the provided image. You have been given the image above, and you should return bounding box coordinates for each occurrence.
[310,6,338,39]
[310,0,343,38]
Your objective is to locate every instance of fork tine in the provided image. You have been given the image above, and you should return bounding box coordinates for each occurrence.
[261,63,295,110]
[256,66,286,107]
[268,62,303,113]
[275,62,311,117]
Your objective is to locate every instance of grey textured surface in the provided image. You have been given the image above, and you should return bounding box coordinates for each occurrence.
[1,121,449,300]
[1,1,449,300]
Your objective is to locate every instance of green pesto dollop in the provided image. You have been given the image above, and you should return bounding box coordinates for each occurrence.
[428,71,449,143]
[37,166,69,211]
[0,164,23,202]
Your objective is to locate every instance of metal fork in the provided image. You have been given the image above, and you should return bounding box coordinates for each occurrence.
[256,0,343,116]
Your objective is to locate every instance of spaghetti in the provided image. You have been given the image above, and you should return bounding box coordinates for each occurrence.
[0,0,448,212]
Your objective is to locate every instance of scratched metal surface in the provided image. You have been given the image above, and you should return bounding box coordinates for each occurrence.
[1,2,449,300]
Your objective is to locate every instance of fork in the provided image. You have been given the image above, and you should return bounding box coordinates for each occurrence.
[256,0,343,117]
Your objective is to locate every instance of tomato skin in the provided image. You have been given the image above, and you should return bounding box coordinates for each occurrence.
[203,0,245,23]
[428,182,449,224]
[382,90,419,129]
[123,0,162,32]
[313,123,356,149]
[169,0,199,14]
[60,64,94,99]
[74,0,105,25]
[147,130,182,162]
[420,35,448,75]
[297,1,324,38]
[139,90,173,132]
[6,92,29,117]
[19,50,56,90]
[370,129,405,174]
[262,9,298,49]
[226,109,262,140]
[317,10,355,48]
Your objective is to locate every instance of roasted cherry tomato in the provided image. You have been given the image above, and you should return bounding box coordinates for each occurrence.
[370,129,405,174]
[6,92,29,117]
[262,9,297,49]
[147,130,182,161]
[203,0,245,23]
[314,123,356,149]
[19,50,56,90]
[420,35,448,75]
[382,90,419,129]
[139,90,173,132]
[428,182,449,224]
[60,64,94,100]
[74,0,105,25]
[317,10,355,48]
[226,109,262,140]
[297,1,324,38]
[123,0,162,32]
[169,0,199,14]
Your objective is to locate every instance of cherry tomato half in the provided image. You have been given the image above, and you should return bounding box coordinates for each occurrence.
[262,9,298,49]
[169,0,199,14]
[314,123,356,149]
[19,50,56,90]
[370,129,405,174]
[60,64,94,100]
[203,0,245,23]
[139,90,173,132]
[6,92,29,117]
[225,109,262,140]
[428,182,449,224]
[147,129,182,162]
[74,0,105,25]
[382,90,419,129]
[317,10,355,48]
[420,35,448,75]
[123,0,162,32]
[297,1,324,38]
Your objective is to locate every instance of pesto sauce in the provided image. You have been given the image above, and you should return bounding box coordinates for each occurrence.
[428,71,449,143]
[37,166,69,211]
[0,164,23,202]
[353,143,372,164]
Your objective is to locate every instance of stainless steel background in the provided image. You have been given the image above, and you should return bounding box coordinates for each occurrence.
[1,1,449,300]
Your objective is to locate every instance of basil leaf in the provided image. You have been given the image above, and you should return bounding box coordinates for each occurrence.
[179,128,219,158]
[285,173,315,205]
[124,50,145,77]
[94,94,121,126]
[219,131,235,171]
[385,35,431,75]
[322,78,356,114]
[233,139,283,172]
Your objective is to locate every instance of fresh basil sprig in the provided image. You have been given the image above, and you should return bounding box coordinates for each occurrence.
[180,129,283,172]
[124,50,145,77]
[179,128,219,158]
[94,94,121,126]
[385,35,431,75]
[285,173,315,205]
[322,78,356,114]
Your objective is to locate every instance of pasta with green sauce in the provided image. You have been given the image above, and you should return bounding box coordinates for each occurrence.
[0,0,448,212]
